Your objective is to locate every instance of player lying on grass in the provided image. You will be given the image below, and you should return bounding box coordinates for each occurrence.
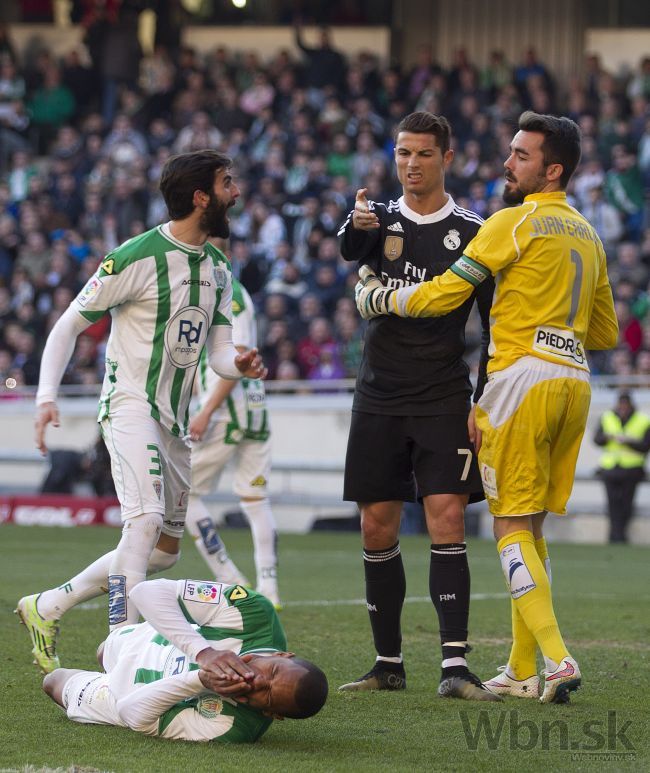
[355,111,618,704]
[41,578,328,743]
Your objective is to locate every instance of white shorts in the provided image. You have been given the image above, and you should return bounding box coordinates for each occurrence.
[101,407,190,538]
[191,419,271,499]
[63,670,123,727]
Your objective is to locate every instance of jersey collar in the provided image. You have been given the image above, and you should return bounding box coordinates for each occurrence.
[159,222,208,260]
[523,191,567,203]
[398,194,456,225]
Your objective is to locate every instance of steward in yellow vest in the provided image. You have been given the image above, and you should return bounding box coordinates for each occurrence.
[594,391,650,542]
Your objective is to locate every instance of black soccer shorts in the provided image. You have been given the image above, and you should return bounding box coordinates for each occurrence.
[343,411,484,504]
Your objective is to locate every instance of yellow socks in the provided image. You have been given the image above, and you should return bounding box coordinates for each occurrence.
[498,530,568,671]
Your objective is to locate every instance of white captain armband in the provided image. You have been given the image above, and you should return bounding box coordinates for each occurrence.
[450,256,491,287]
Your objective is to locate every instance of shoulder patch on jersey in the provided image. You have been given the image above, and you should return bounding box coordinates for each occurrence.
[182,580,222,604]
[227,585,249,602]
[76,276,104,307]
[100,258,115,275]
[212,265,228,289]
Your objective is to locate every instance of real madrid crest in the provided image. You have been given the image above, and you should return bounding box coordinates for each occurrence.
[384,235,403,261]
[443,229,461,250]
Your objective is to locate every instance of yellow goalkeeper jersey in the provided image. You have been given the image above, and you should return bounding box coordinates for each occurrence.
[392,191,618,374]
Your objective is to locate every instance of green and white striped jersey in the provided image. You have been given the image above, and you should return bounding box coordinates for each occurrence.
[75,223,233,436]
[109,580,287,742]
[196,278,269,442]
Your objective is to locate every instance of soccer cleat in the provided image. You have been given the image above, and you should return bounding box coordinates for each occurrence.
[484,665,540,698]
[15,594,61,674]
[438,670,503,702]
[540,657,581,704]
[338,663,406,692]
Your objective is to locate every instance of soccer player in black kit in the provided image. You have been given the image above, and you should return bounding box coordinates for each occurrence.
[337,111,499,701]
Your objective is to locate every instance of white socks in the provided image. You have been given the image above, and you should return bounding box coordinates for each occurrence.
[37,535,179,622]
[240,498,278,598]
[108,512,163,628]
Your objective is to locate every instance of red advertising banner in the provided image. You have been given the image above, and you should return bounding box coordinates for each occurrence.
[0,495,121,527]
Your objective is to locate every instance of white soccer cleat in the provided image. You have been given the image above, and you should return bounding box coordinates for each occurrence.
[540,657,581,704]
[483,665,540,699]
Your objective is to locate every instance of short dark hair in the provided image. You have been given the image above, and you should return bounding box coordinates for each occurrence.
[518,111,581,188]
[283,658,329,719]
[159,150,232,220]
[395,111,451,154]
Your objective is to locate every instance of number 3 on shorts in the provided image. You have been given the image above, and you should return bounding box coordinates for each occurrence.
[457,448,472,481]
[147,443,162,476]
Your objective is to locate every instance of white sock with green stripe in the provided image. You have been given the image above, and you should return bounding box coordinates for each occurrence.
[37,545,178,622]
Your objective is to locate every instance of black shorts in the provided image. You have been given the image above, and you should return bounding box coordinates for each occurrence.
[343,411,484,504]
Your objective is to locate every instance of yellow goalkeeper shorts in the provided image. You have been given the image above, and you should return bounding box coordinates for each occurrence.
[475,356,591,517]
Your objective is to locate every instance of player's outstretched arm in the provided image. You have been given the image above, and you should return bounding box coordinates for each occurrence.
[35,306,93,455]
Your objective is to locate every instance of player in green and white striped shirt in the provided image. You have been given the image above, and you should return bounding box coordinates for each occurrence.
[186,277,280,608]
[41,578,328,742]
[18,151,267,673]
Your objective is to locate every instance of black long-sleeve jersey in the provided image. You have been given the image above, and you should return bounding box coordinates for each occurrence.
[339,195,494,416]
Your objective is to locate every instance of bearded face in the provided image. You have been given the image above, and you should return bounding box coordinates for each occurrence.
[200,189,231,238]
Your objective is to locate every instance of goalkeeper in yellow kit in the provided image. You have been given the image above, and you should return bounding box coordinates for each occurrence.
[355,111,619,704]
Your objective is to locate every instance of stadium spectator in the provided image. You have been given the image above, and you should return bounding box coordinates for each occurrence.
[0,25,647,397]
[594,391,650,543]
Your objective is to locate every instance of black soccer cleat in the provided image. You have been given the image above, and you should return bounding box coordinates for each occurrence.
[338,662,406,692]
[438,669,503,702]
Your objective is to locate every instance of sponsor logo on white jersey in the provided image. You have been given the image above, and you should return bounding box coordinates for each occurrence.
[76,276,103,307]
[443,229,461,250]
[165,306,209,368]
[532,326,587,368]
[183,580,222,604]
[387,221,404,233]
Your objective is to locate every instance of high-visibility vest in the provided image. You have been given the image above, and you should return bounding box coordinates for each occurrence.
[599,410,650,469]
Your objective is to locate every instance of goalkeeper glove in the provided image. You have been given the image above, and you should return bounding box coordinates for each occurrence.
[355,265,395,319]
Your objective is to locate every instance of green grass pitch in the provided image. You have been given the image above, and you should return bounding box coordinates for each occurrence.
[1,524,648,772]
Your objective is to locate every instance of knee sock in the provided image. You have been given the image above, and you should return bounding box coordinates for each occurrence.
[429,543,470,671]
[364,542,406,662]
[239,498,278,595]
[506,536,552,680]
[498,530,568,671]
[108,512,163,628]
[37,541,178,623]
[185,495,248,585]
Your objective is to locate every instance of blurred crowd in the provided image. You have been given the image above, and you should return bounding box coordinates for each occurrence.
[1,12,650,392]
